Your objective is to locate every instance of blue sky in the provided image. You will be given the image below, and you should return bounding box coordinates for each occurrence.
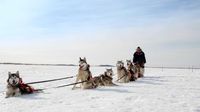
[0,0,200,67]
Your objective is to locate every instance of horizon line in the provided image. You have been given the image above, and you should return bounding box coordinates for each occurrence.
[0,62,199,69]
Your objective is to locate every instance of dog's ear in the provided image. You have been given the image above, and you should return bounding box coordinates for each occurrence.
[8,72,11,77]
[104,71,107,75]
[101,76,103,80]
[83,57,86,62]
[16,71,20,77]
[79,57,82,61]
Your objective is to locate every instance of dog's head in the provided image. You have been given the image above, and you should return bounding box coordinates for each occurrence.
[116,61,124,69]
[79,57,87,64]
[79,57,89,70]
[7,71,20,86]
[105,68,113,77]
[126,60,133,67]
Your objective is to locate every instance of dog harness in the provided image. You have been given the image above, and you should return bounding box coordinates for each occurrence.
[18,78,35,94]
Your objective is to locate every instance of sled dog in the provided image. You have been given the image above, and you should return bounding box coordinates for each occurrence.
[126,60,139,81]
[93,68,117,86]
[116,61,130,83]
[72,57,97,89]
[135,64,145,78]
[6,71,36,98]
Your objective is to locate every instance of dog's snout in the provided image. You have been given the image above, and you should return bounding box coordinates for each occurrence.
[12,80,16,84]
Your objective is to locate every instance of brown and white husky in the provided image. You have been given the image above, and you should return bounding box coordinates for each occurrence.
[116,61,130,83]
[72,57,97,90]
[126,60,139,81]
[93,68,117,86]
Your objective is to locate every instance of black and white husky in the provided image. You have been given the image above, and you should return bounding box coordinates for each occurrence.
[6,71,36,98]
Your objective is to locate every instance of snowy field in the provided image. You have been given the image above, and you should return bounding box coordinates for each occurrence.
[0,65,200,112]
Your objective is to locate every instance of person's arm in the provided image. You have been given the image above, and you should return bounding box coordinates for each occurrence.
[133,53,136,63]
[143,53,146,64]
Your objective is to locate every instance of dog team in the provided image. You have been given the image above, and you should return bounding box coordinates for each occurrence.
[5,47,146,98]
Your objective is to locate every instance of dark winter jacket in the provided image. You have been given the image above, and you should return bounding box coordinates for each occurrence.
[133,51,146,64]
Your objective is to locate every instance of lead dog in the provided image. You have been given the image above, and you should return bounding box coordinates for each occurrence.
[6,71,36,98]
[93,68,117,86]
[72,57,97,89]
[116,61,130,83]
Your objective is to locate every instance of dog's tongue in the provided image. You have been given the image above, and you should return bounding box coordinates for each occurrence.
[79,65,84,68]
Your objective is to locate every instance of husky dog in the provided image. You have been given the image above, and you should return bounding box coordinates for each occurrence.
[116,61,130,83]
[93,68,117,86]
[138,65,145,78]
[92,75,104,86]
[135,64,145,78]
[126,60,139,81]
[6,71,21,98]
[101,68,117,86]
[6,71,35,98]
[72,57,97,90]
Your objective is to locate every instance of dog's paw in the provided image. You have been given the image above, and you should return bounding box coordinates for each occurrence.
[93,84,98,88]
[14,92,21,97]
[113,84,119,86]
[72,86,81,90]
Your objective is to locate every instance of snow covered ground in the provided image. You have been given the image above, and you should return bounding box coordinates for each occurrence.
[0,65,200,112]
